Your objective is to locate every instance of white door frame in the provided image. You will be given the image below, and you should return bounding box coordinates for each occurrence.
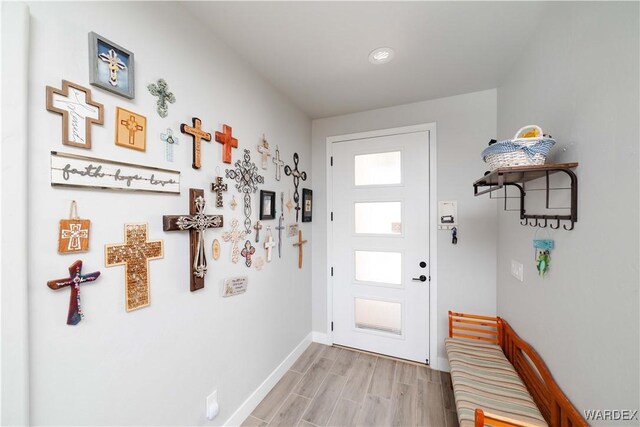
[325,123,438,368]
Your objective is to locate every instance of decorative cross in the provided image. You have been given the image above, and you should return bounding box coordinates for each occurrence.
[222,218,247,264]
[47,260,100,325]
[284,153,308,222]
[230,195,238,211]
[61,223,89,252]
[264,228,276,262]
[121,115,144,145]
[292,230,308,269]
[210,177,228,208]
[162,189,223,291]
[46,80,104,149]
[105,223,163,311]
[98,49,126,87]
[215,124,238,164]
[253,220,263,242]
[226,149,264,234]
[181,117,212,169]
[160,128,179,162]
[254,256,265,271]
[241,240,256,268]
[147,78,175,118]
[276,192,285,258]
[257,134,271,170]
[272,145,285,181]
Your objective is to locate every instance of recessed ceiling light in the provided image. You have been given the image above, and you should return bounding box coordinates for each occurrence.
[368,47,395,64]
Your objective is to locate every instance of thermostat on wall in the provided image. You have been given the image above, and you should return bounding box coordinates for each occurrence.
[438,201,458,230]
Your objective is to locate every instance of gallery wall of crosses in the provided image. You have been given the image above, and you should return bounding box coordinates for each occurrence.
[44,29,313,325]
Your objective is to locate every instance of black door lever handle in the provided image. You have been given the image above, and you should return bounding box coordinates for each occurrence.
[412,275,427,282]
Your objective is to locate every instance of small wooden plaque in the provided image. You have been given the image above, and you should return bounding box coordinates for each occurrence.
[58,219,91,253]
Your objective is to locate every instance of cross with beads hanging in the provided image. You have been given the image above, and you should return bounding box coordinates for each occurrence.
[210,177,227,208]
[105,223,163,311]
[98,49,126,87]
[181,117,211,169]
[47,260,101,325]
[147,79,175,118]
[284,153,307,222]
[226,149,264,234]
[222,218,247,264]
[121,115,144,146]
[163,189,223,291]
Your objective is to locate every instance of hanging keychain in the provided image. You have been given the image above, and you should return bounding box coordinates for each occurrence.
[58,200,91,253]
[533,228,554,277]
[451,227,458,245]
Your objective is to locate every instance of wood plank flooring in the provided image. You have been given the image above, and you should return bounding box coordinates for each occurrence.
[243,343,459,427]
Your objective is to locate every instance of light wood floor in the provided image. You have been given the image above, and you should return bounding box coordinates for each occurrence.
[242,343,459,427]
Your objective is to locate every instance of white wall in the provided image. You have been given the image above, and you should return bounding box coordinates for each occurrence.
[23,2,311,425]
[311,89,498,368]
[496,2,639,423]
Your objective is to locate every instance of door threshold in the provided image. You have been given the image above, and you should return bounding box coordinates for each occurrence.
[331,344,431,368]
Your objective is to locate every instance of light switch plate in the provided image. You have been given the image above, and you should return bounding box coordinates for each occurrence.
[511,260,524,282]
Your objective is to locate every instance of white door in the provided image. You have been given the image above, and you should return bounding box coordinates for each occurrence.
[331,130,430,363]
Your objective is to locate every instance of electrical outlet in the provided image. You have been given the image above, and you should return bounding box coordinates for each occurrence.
[511,260,524,282]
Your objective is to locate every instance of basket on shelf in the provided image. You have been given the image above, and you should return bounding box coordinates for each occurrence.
[482,125,555,170]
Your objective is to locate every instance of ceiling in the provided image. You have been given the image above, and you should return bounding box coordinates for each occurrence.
[183,2,551,119]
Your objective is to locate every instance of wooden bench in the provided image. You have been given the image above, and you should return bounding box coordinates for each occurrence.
[445,311,587,427]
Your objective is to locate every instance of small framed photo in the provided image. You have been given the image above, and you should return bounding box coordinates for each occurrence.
[302,188,312,222]
[260,190,276,220]
[89,32,135,99]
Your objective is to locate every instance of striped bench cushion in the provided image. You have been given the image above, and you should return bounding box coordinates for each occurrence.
[445,337,547,427]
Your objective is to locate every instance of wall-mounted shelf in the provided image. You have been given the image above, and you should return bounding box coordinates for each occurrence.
[473,163,578,230]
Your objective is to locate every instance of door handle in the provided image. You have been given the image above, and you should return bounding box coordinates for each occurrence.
[412,275,427,282]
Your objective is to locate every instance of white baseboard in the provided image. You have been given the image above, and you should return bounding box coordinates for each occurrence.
[311,331,330,345]
[437,356,450,372]
[223,333,312,426]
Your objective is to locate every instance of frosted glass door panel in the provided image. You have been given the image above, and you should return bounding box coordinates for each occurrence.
[354,151,401,186]
[355,250,402,285]
[354,202,402,235]
[355,298,402,335]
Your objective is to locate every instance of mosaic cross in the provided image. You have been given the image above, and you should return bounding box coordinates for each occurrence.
[181,117,212,169]
[163,189,223,291]
[276,192,285,258]
[222,218,247,264]
[160,128,179,162]
[292,230,308,269]
[46,80,104,149]
[147,78,175,118]
[264,227,276,262]
[98,49,126,87]
[105,223,163,311]
[253,220,263,243]
[215,124,238,164]
[226,149,264,234]
[60,223,89,252]
[257,134,271,170]
[241,240,256,268]
[210,177,227,208]
[47,260,100,325]
[284,153,307,222]
[121,115,144,146]
[272,145,285,181]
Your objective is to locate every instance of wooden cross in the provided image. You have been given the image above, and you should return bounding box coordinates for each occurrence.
[121,115,144,145]
[105,223,163,311]
[222,218,247,264]
[215,124,238,164]
[264,228,276,262]
[181,117,212,170]
[60,223,89,252]
[47,260,100,325]
[210,177,228,208]
[163,189,223,291]
[160,128,179,162]
[46,80,104,149]
[292,230,308,269]
[284,153,308,222]
[253,220,263,242]
[226,149,264,234]
[241,240,256,268]
[257,134,271,170]
[276,192,285,258]
[98,49,126,87]
[147,78,175,118]
[272,145,285,181]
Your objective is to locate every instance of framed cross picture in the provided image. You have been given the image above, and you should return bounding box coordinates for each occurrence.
[302,188,312,222]
[89,32,135,99]
[260,190,276,220]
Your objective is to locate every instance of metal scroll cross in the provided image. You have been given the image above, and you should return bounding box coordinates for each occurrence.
[226,149,264,234]
[105,223,163,311]
[210,177,228,208]
[215,124,238,164]
[272,145,284,181]
[120,115,144,145]
[47,260,100,325]
[222,218,247,264]
[284,153,307,222]
[98,49,126,86]
[162,189,223,291]
[275,192,285,258]
[292,230,308,269]
[180,117,212,169]
[257,134,270,170]
[253,220,263,243]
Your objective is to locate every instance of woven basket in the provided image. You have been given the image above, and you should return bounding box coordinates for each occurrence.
[482,126,554,170]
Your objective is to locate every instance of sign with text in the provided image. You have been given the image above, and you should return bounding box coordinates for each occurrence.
[51,151,180,194]
[222,276,248,297]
